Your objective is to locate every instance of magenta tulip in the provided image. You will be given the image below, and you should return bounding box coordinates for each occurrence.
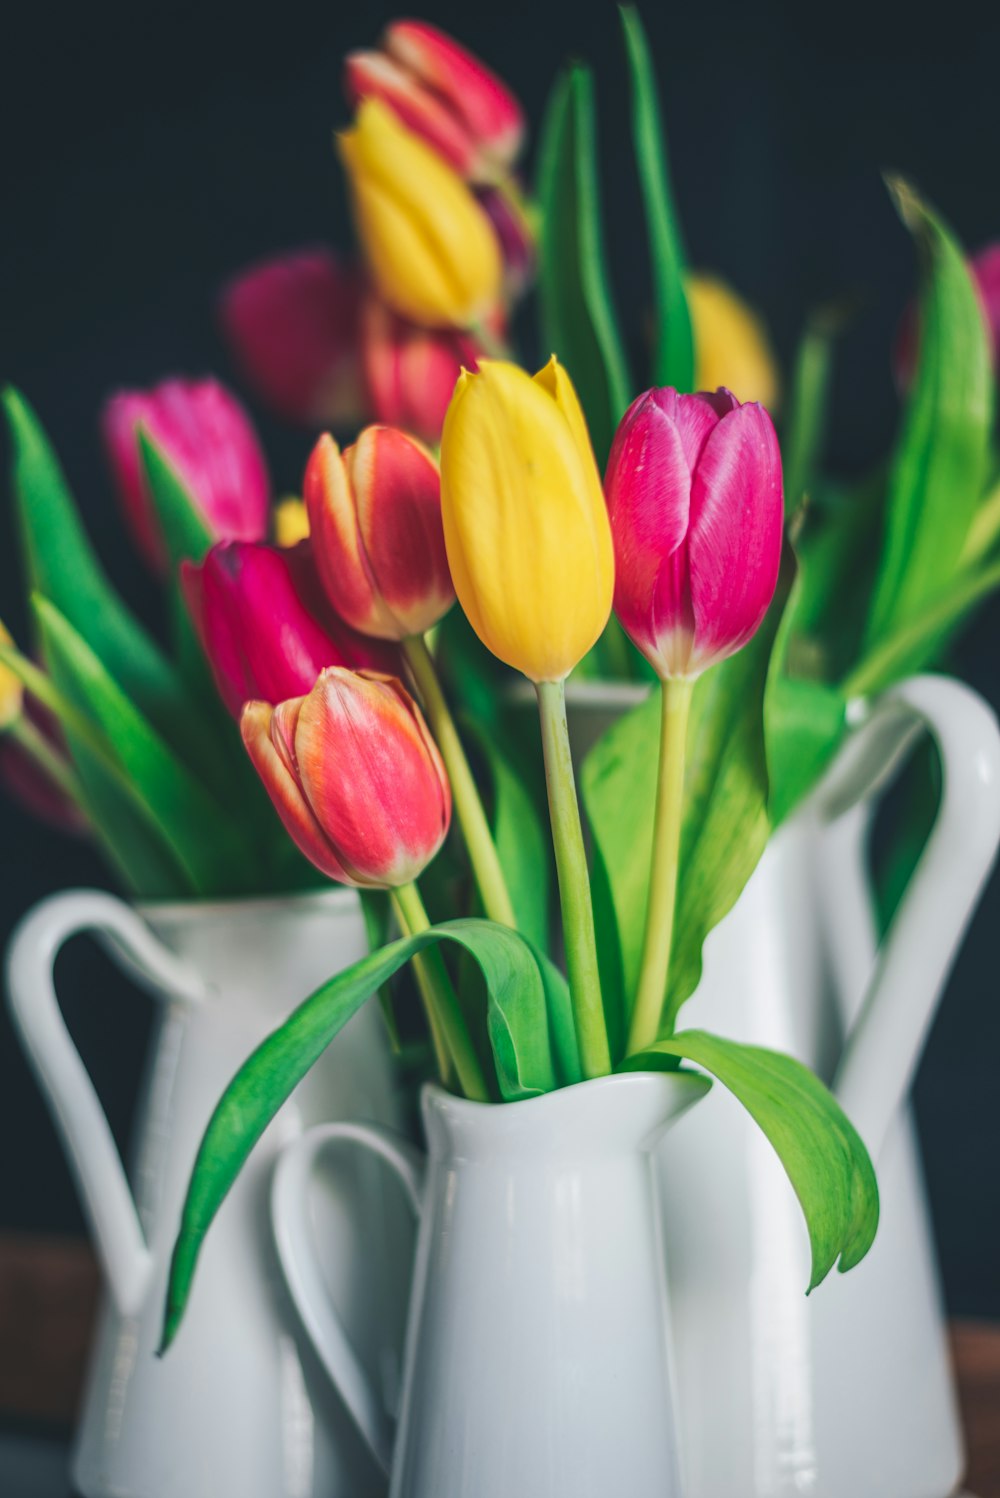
[102,378,270,573]
[218,248,367,428]
[182,540,399,718]
[241,668,451,887]
[605,387,783,680]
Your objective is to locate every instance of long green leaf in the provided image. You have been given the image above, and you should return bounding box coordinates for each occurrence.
[3,388,200,757]
[864,180,994,645]
[161,918,563,1348]
[536,65,631,462]
[619,5,693,390]
[622,1029,879,1289]
[34,596,254,897]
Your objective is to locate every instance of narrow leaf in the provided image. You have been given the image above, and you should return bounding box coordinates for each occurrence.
[536,65,631,461]
[161,918,562,1349]
[465,719,551,952]
[622,1028,880,1289]
[619,5,694,389]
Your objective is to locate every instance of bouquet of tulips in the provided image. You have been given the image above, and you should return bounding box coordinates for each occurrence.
[2,7,994,1358]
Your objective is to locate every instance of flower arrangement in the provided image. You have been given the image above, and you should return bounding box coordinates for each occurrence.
[2,7,996,1376]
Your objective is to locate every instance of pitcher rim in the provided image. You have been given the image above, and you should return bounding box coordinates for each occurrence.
[421,1067,710,1122]
[136,885,359,923]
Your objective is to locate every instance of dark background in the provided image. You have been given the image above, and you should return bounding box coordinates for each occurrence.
[1,0,998,1311]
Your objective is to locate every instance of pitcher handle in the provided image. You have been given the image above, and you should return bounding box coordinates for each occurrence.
[4,888,208,1314]
[819,676,1000,1158]
[272,1122,425,1477]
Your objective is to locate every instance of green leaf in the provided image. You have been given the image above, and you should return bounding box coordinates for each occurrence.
[782,314,836,518]
[3,388,200,758]
[619,5,693,390]
[582,622,777,1046]
[864,179,994,646]
[536,65,631,462]
[161,918,563,1349]
[622,1029,879,1289]
[137,430,214,569]
[34,595,255,897]
[465,720,550,952]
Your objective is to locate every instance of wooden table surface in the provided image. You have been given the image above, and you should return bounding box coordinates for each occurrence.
[1,1234,998,1494]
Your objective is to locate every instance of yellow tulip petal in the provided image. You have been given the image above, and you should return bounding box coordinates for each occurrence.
[687,272,780,410]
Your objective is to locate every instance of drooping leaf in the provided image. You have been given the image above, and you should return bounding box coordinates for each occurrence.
[161,918,564,1348]
[864,180,994,646]
[536,64,631,462]
[622,1028,880,1289]
[3,388,203,769]
[619,5,693,391]
[582,617,778,1046]
[34,595,254,897]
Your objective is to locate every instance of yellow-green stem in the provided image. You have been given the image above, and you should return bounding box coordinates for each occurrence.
[391,882,490,1102]
[536,679,611,1079]
[628,677,694,1056]
[403,635,517,929]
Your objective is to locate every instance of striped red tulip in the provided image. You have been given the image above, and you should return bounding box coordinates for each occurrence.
[605,387,784,679]
[218,248,366,428]
[241,668,451,887]
[102,378,270,574]
[182,540,398,718]
[345,19,523,185]
[305,425,453,640]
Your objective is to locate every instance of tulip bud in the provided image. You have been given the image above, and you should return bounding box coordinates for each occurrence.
[605,387,784,680]
[274,498,310,548]
[337,99,503,330]
[305,426,452,640]
[241,668,451,887]
[440,357,614,682]
[102,378,271,573]
[182,540,398,717]
[360,295,479,444]
[0,624,24,731]
[344,51,480,181]
[687,273,781,411]
[218,248,366,428]
[383,20,524,180]
[476,184,535,300]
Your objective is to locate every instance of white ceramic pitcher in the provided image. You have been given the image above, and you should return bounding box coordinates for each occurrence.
[660,673,1000,1498]
[271,1071,709,1498]
[5,886,405,1498]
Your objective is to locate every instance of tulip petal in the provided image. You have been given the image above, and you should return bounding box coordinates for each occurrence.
[684,402,784,672]
[345,50,478,177]
[240,699,356,883]
[305,434,394,638]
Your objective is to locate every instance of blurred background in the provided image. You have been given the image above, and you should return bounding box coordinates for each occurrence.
[0,0,998,1312]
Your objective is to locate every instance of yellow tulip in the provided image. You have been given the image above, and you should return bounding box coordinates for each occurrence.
[687,272,780,410]
[440,357,614,682]
[337,99,503,330]
[273,497,310,548]
[0,623,23,730]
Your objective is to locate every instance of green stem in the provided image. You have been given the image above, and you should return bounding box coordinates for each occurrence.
[535,679,611,1079]
[403,635,517,929]
[7,714,88,813]
[468,319,511,360]
[391,882,490,1103]
[784,319,834,519]
[628,677,693,1056]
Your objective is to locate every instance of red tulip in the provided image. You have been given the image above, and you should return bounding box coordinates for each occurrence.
[345,20,523,184]
[102,378,270,573]
[360,295,478,444]
[241,668,451,887]
[182,540,399,718]
[218,248,367,428]
[305,426,453,640]
[605,387,783,679]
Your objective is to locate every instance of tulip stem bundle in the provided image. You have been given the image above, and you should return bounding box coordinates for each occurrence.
[535,680,611,1079]
[628,678,694,1056]
[403,635,518,929]
[391,880,490,1101]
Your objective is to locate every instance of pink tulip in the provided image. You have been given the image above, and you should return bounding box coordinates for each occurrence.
[345,20,524,184]
[360,295,479,444]
[241,668,451,887]
[605,387,784,679]
[896,241,1000,386]
[102,378,270,573]
[305,425,453,640]
[182,540,399,718]
[218,248,367,428]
